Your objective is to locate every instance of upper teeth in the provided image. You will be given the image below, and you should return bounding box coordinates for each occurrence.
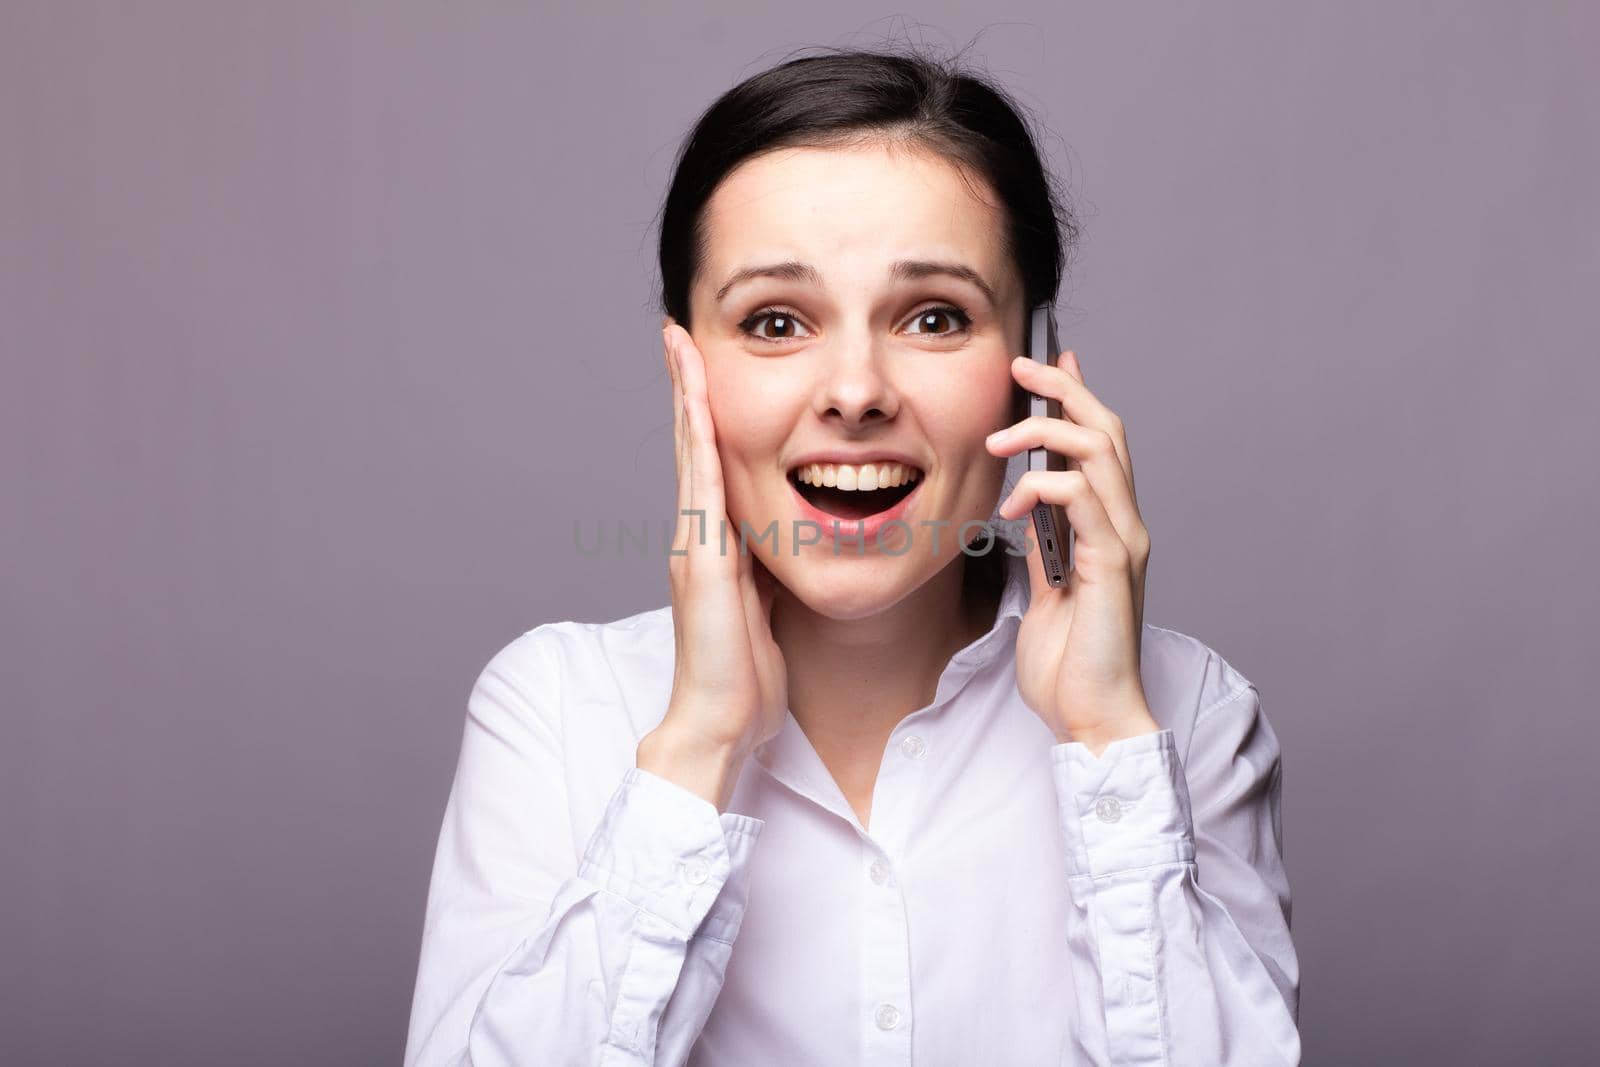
[793,462,921,491]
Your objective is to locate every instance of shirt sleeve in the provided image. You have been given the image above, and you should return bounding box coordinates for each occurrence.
[403,631,766,1067]
[1049,685,1301,1066]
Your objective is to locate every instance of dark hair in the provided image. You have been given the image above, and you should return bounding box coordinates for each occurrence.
[654,45,1081,603]
[655,44,1080,330]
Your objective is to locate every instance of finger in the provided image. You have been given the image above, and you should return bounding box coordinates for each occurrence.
[985,415,1145,552]
[999,469,1129,582]
[1010,353,1136,495]
[666,327,714,562]
[670,324,730,565]
[666,328,696,557]
[666,328,688,498]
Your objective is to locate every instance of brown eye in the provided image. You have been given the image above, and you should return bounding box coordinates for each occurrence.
[905,305,972,336]
[739,308,812,341]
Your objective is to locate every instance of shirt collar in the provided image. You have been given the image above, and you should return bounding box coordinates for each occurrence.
[946,544,1030,672]
[750,545,1032,826]
[994,544,1031,626]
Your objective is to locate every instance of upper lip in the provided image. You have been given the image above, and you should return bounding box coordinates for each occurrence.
[786,450,926,476]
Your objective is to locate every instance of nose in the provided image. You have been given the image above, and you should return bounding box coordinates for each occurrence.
[814,339,899,430]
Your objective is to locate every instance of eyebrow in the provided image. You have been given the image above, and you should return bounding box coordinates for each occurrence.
[714,259,997,306]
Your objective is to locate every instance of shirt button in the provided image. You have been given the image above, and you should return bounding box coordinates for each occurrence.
[899,735,927,759]
[874,1003,902,1030]
[869,858,890,885]
[682,858,709,884]
[1095,796,1123,823]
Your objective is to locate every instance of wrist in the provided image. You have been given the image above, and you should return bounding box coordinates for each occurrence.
[1055,708,1163,758]
[636,723,750,814]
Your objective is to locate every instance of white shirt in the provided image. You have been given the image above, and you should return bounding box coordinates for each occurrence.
[404,549,1301,1066]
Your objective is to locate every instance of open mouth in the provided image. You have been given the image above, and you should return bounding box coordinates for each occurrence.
[788,461,923,520]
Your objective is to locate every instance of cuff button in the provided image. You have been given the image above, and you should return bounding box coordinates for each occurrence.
[682,858,710,885]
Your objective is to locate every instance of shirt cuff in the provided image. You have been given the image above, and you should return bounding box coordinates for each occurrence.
[1051,728,1196,884]
[700,810,762,944]
[578,766,765,940]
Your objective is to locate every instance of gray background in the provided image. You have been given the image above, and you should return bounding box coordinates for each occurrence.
[4,3,1596,1064]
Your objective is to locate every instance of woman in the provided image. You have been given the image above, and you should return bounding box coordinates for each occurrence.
[405,47,1300,1067]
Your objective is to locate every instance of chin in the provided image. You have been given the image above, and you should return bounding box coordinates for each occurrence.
[761,549,920,620]
[771,537,973,622]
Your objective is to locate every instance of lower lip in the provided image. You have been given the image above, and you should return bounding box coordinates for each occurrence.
[787,475,924,548]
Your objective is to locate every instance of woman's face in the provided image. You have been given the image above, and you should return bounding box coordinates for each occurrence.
[684,141,1024,620]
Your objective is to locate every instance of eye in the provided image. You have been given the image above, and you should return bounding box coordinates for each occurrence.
[904,304,973,337]
[736,303,974,343]
[738,307,813,342]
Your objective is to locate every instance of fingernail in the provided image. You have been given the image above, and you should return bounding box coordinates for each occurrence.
[986,428,1010,446]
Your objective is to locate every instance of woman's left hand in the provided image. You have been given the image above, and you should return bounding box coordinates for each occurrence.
[985,349,1161,756]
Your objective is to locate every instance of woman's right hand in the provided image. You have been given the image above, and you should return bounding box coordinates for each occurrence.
[637,321,789,812]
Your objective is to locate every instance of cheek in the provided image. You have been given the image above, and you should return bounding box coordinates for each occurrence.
[921,363,1017,444]
[706,367,759,447]
[705,368,793,493]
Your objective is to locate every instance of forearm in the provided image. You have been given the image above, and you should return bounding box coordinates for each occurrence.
[1051,724,1300,1065]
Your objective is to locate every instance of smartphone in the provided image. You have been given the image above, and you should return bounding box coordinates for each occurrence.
[1025,303,1072,587]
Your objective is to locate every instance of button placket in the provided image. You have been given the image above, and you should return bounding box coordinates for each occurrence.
[860,830,911,1057]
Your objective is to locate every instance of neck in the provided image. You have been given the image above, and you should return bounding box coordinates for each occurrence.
[771,552,1003,754]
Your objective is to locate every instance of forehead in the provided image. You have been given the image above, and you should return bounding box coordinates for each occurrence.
[697,143,1009,290]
